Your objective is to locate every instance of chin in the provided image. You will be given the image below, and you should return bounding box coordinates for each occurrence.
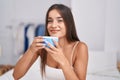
[50,35,59,37]
[49,34,64,38]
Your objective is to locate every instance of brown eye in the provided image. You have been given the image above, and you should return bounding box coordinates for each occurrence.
[57,19,63,23]
[47,19,53,23]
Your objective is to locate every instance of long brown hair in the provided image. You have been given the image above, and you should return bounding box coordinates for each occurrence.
[40,4,80,76]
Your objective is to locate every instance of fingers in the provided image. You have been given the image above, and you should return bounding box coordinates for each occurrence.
[30,36,45,53]
[52,39,60,48]
[47,41,56,50]
[44,39,60,54]
[44,47,55,54]
[36,43,45,47]
[34,36,44,43]
[31,36,60,54]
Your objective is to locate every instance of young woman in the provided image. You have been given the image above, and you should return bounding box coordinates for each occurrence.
[13,4,88,80]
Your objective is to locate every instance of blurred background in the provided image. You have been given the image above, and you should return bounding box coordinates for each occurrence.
[0,0,120,80]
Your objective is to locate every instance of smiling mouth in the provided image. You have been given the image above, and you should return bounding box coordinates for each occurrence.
[50,30,59,33]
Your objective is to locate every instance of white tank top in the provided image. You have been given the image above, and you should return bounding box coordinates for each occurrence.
[44,41,79,80]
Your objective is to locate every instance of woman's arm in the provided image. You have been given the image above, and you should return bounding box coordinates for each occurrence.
[74,42,88,80]
[13,36,45,80]
[13,48,39,80]
[62,42,88,80]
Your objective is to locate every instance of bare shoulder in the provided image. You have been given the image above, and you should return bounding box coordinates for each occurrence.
[76,41,88,57]
[77,41,88,51]
[73,41,88,79]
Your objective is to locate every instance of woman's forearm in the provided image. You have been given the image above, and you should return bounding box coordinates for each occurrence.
[13,49,39,79]
[60,60,79,80]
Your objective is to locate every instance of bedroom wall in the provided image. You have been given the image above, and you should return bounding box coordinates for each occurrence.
[71,0,106,51]
[13,0,71,23]
[104,0,120,52]
[71,0,120,52]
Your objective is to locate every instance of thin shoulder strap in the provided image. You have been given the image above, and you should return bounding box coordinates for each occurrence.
[70,41,79,66]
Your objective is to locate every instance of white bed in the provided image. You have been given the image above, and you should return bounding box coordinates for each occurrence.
[0,51,119,80]
[0,57,42,80]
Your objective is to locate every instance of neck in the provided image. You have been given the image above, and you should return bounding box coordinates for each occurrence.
[58,37,69,48]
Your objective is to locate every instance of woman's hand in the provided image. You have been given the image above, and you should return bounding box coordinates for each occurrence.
[44,40,68,66]
[29,36,45,54]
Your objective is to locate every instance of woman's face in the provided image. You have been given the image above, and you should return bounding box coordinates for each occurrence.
[47,9,66,38]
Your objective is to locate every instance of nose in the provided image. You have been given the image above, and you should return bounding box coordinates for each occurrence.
[51,20,57,28]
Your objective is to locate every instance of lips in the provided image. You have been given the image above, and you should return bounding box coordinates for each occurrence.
[50,30,59,33]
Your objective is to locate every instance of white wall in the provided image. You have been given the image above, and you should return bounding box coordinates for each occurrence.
[104,0,120,52]
[71,0,106,51]
[0,0,16,65]
[71,0,120,52]
[14,0,71,23]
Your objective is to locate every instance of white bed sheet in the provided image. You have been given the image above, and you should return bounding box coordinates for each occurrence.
[0,51,119,80]
[0,57,42,80]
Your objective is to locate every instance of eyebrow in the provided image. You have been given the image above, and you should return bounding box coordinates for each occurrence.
[48,17,63,19]
[56,17,62,19]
